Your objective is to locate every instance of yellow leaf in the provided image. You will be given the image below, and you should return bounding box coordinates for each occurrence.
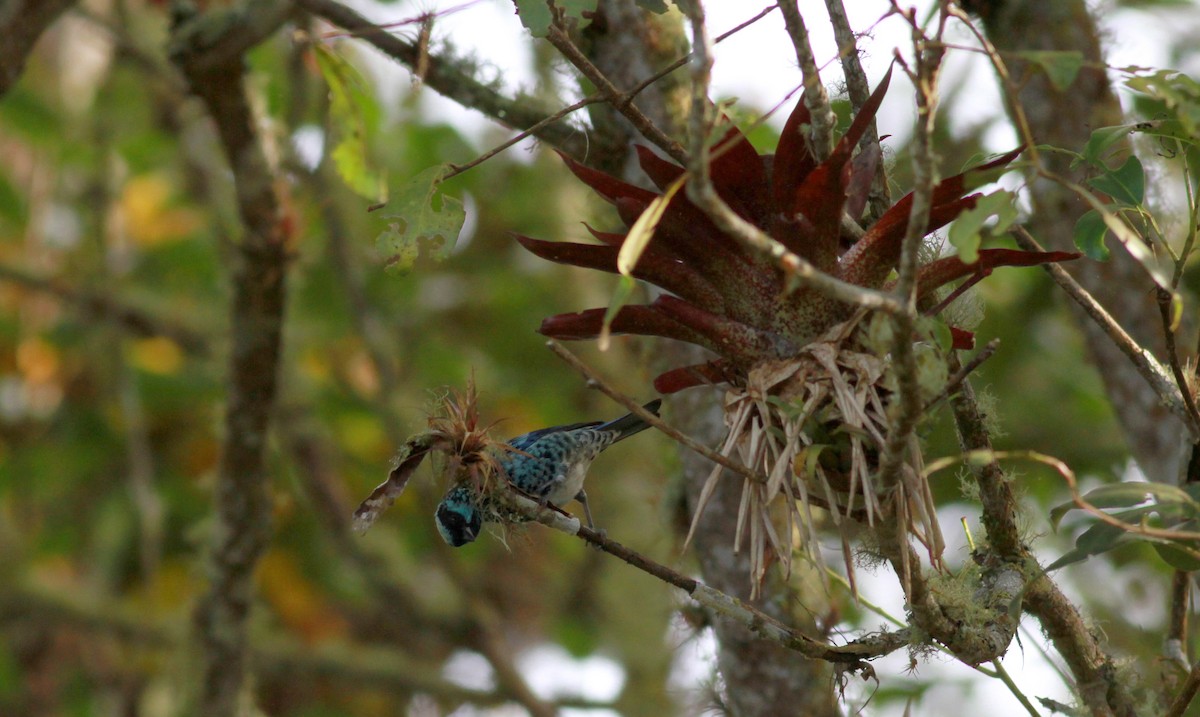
[616,175,686,275]
[130,337,183,375]
[16,336,59,383]
[120,174,204,247]
[257,549,348,643]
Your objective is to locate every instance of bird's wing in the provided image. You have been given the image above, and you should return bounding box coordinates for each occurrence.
[507,421,602,451]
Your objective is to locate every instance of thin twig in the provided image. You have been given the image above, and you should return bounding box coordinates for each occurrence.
[776,0,836,161]
[546,339,767,485]
[924,338,999,411]
[444,4,779,181]
[1168,659,1200,717]
[295,0,588,157]
[544,23,688,165]
[678,1,904,316]
[824,0,891,218]
[496,490,908,665]
[1012,226,1198,437]
[874,2,947,498]
[1158,287,1200,429]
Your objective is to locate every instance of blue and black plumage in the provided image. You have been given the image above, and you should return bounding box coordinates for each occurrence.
[435,399,662,546]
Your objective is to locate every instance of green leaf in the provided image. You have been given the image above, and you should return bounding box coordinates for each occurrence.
[1077,124,1132,169]
[635,0,669,11]
[1073,209,1110,260]
[1043,521,1129,573]
[948,190,1017,264]
[313,45,386,201]
[515,0,553,37]
[558,0,599,25]
[1048,482,1199,531]
[598,274,636,351]
[1087,155,1145,206]
[1015,51,1084,92]
[1125,69,1200,134]
[1153,542,1200,571]
[375,164,465,274]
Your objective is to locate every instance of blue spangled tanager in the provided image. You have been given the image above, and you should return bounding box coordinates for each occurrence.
[435,399,662,546]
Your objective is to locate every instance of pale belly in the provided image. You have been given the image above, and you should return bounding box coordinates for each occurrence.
[543,459,593,507]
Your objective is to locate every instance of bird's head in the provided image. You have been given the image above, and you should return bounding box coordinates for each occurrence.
[435,490,483,547]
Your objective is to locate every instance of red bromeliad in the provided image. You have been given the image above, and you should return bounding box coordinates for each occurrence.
[520,70,1077,394]
[518,72,1078,586]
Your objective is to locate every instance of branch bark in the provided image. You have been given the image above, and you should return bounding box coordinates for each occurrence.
[0,0,77,96]
[171,8,292,716]
[294,0,589,158]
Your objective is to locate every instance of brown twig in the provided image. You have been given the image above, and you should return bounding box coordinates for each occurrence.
[497,490,909,666]
[677,2,904,316]
[0,264,210,356]
[0,0,77,96]
[1013,226,1197,436]
[546,339,767,485]
[824,0,891,218]
[776,0,836,161]
[444,4,779,181]
[874,4,948,499]
[294,0,588,158]
[544,23,688,165]
[1167,659,1200,717]
[924,338,1000,411]
[1158,287,1200,429]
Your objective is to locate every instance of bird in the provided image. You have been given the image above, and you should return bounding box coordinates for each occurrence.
[435,399,662,547]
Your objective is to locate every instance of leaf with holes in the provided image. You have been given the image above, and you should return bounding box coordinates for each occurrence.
[376,164,465,274]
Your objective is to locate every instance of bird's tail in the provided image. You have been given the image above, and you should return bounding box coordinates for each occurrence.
[600,399,662,441]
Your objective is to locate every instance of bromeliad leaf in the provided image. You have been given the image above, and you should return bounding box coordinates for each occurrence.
[376,164,466,274]
[314,45,386,201]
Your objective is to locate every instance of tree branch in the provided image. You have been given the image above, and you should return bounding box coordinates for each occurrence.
[776,0,836,160]
[0,263,210,356]
[0,0,77,96]
[497,490,909,666]
[1013,227,1197,437]
[294,0,588,158]
[171,8,292,715]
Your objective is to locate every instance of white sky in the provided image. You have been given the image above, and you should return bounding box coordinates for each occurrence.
[333,1,1200,715]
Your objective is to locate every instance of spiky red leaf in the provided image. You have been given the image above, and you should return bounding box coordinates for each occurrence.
[539,305,717,353]
[635,145,684,190]
[840,147,1025,288]
[916,248,1082,298]
[653,295,795,364]
[773,94,815,215]
[515,235,726,311]
[559,152,657,206]
[653,360,735,394]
